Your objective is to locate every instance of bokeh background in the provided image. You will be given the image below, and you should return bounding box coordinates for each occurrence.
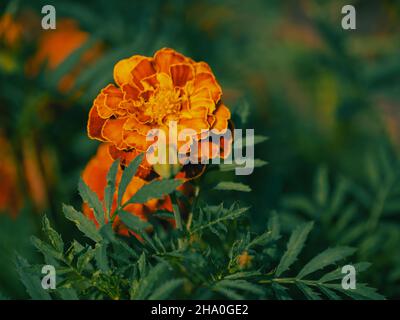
[1,0,400,299]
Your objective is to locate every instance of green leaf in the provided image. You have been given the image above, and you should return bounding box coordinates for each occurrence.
[325,284,385,300]
[118,211,151,233]
[191,205,249,235]
[57,288,79,300]
[213,286,244,300]
[78,178,105,226]
[214,182,251,192]
[219,159,268,172]
[31,236,63,261]
[218,280,264,296]
[297,247,356,279]
[318,285,342,300]
[275,221,314,276]
[268,212,281,241]
[148,279,184,300]
[138,252,147,277]
[272,283,292,300]
[42,216,64,253]
[15,255,51,300]
[319,262,371,283]
[296,282,322,300]
[94,243,109,273]
[63,204,102,242]
[235,135,269,147]
[224,271,262,280]
[77,248,95,272]
[104,159,119,216]
[118,153,144,205]
[314,166,329,206]
[124,179,182,205]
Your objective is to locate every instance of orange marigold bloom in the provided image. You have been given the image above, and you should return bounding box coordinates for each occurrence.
[237,251,253,269]
[82,143,191,236]
[27,19,102,93]
[87,48,232,179]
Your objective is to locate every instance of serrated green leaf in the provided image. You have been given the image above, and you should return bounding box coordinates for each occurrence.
[57,288,79,300]
[218,279,264,296]
[219,159,268,172]
[148,279,184,300]
[275,221,314,276]
[319,262,371,283]
[76,248,95,272]
[235,135,268,147]
[138,252,147,277]
[224,271,262,280]
[318,285,342,300]
[118,211,151,232]
[94,243,109,273]
[31,236,63,261]
[297,246,356,279]
[78,178,105,226]
[118,153,144,206]
[325,283,385,300]
[272,283,292,300]
[15,255,51,300]
[63,204,102,242]
[42,216,64,253]
[297,282,322,300]
[214,182,251,192]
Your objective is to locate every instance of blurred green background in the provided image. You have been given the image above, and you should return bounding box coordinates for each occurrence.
[1,0,400,299]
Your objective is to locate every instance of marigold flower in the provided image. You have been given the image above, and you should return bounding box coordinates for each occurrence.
[87,48,232,180]
[82,143,192,235]
[27,19,102,93]
[237,251,253,269]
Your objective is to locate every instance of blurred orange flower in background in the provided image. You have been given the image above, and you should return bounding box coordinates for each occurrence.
[0,134,21,217]
[82,143,192,236]
[87,48,232,180]
[0,13,23,49]
[27,19,103,93]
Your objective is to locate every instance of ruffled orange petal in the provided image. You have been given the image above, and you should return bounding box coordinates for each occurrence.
[194,61,212,74]
[94,93,114,119]
[170,64,194,87]
[193,72,222,104]
[114,55,143,86]
[122,83,141,101]
[124,117,153,136]
[87,105,107,141]
[103,84,124,108]
[131,58,156,90]
[180,106,208,120]
[212,103,231,132]
[123,130,149,151]
[101,118,128,148]
[154,48,187,74]
[178,118,209,134]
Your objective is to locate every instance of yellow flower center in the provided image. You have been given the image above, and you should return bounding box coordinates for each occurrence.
[144,86,182,124]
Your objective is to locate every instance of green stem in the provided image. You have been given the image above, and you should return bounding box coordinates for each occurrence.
[171,192,184,249]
